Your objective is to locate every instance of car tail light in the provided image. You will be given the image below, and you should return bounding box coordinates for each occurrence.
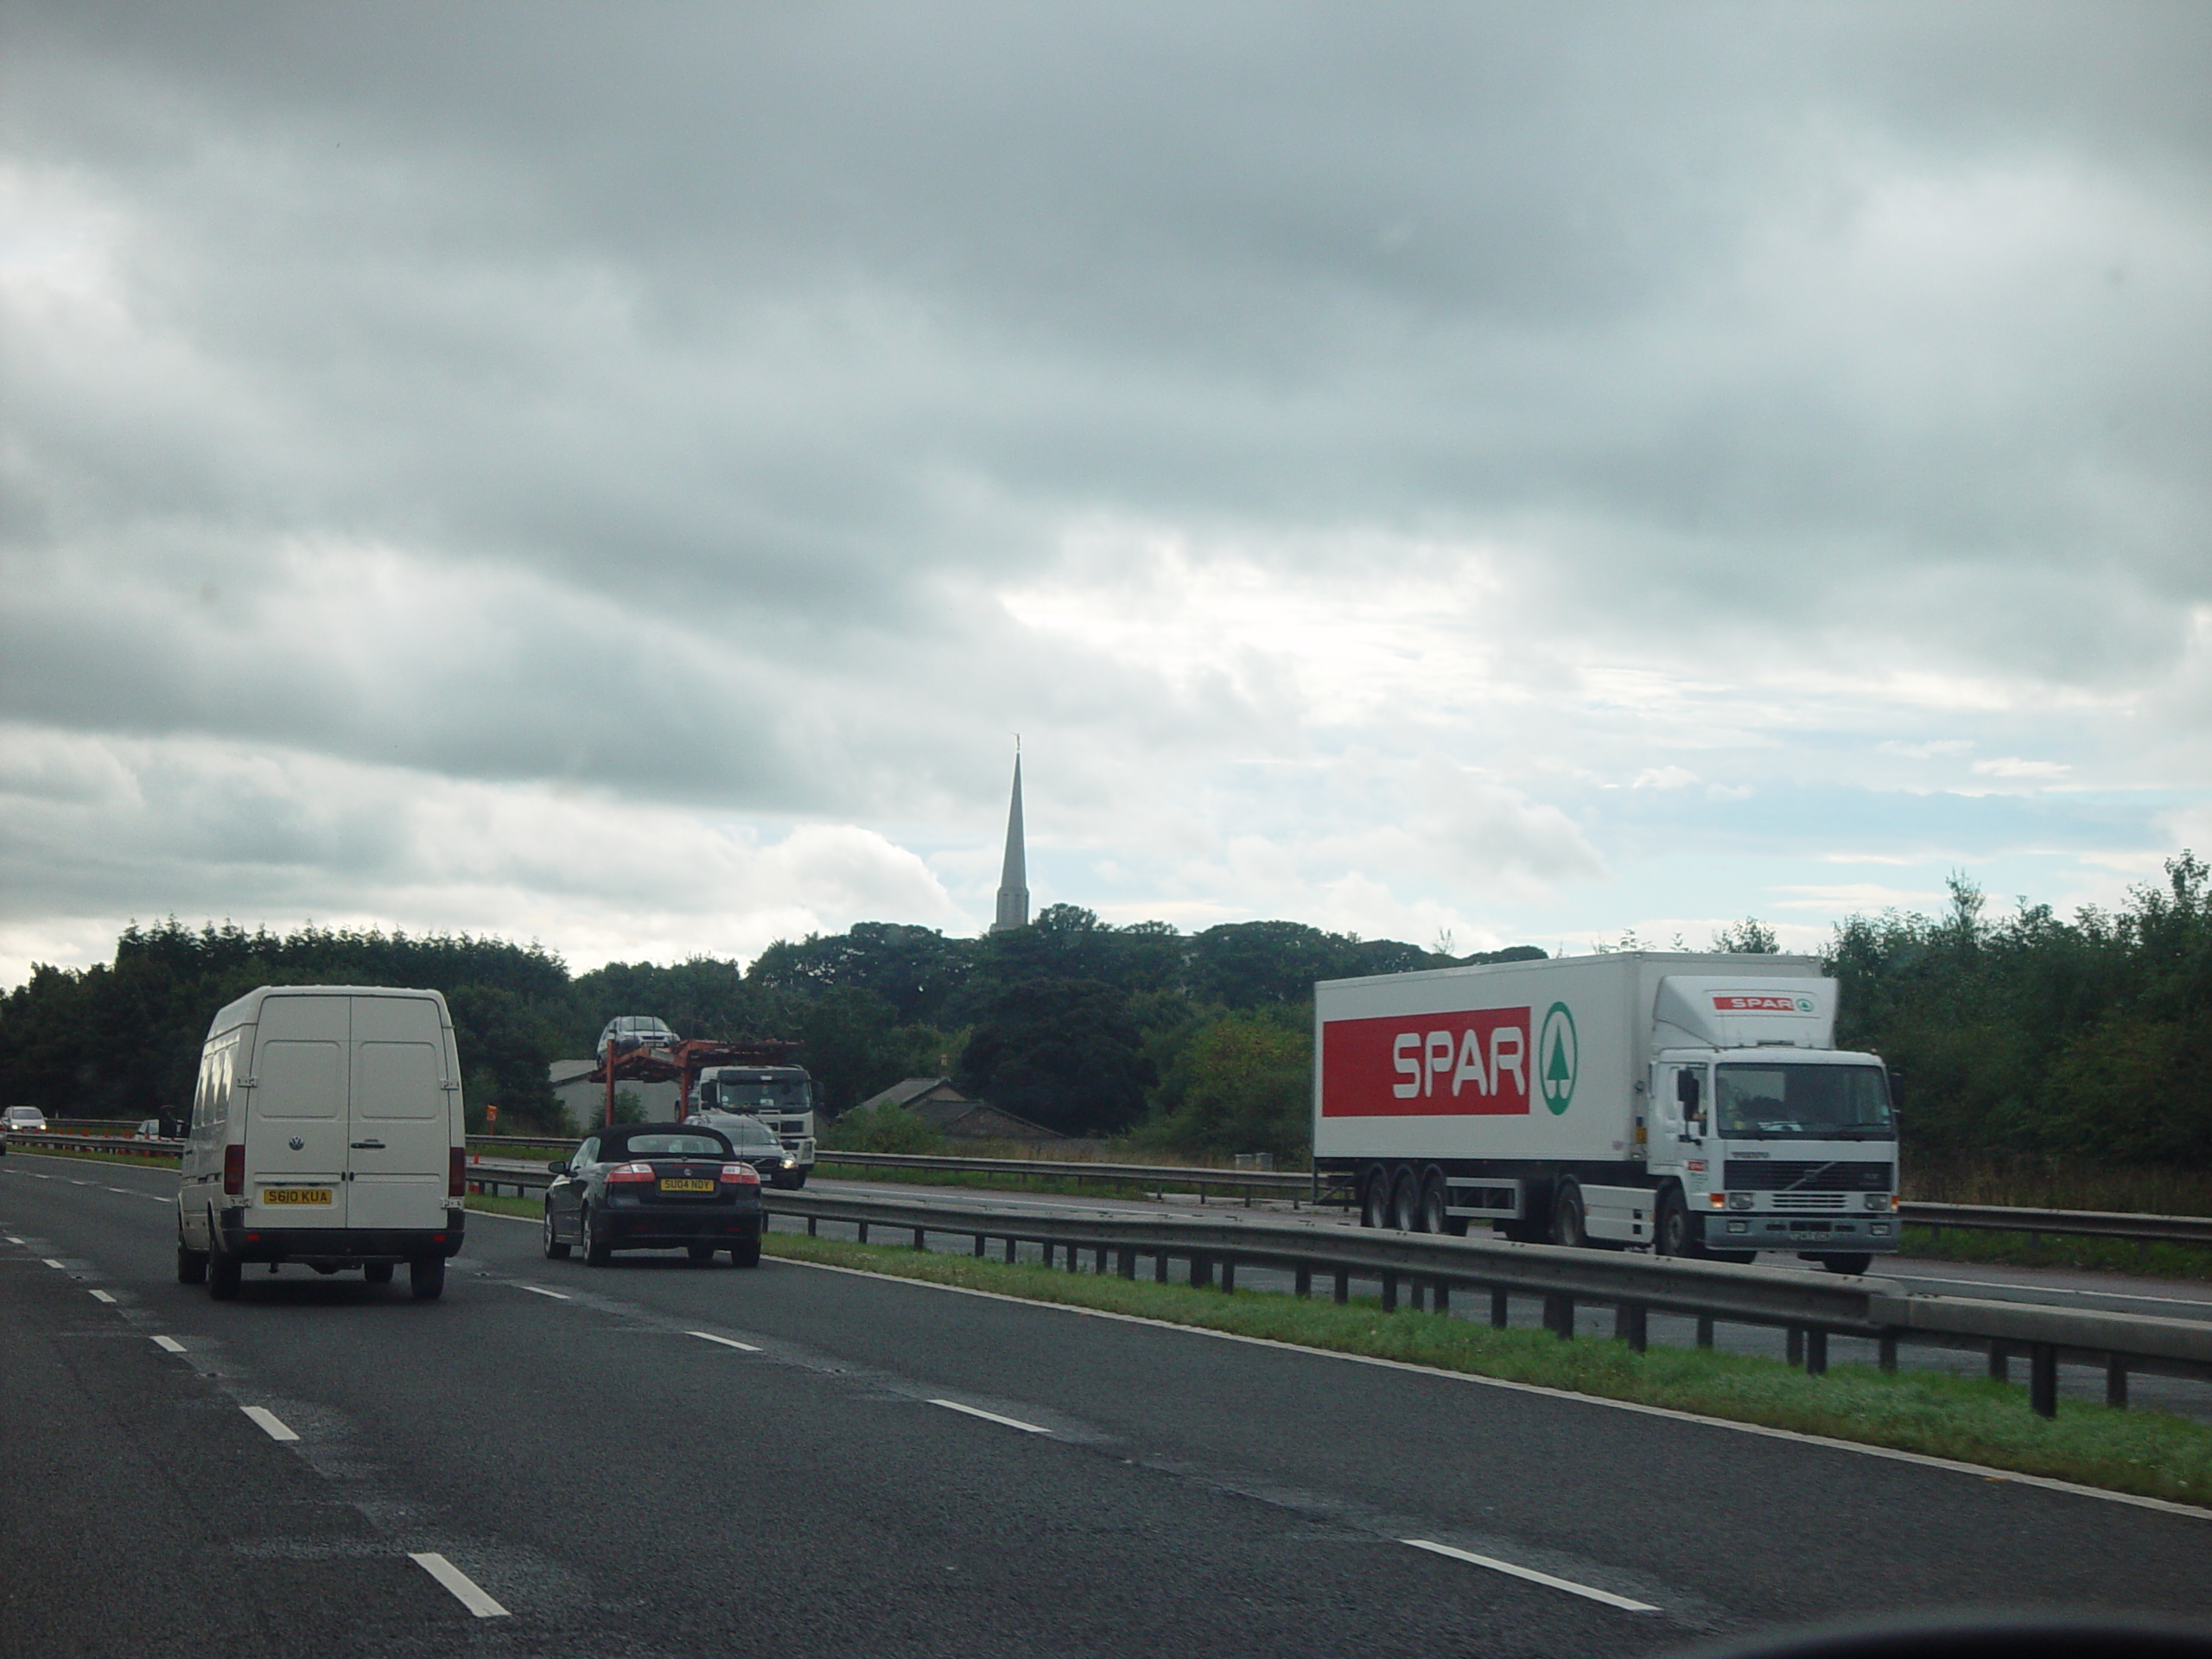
[720,1162,762,1185]
[449,1147,467,1198]
[607,1161,657,1184]
[222,1143,245,1195]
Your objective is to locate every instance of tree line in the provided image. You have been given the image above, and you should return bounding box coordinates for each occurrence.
[3,854,2202,1169]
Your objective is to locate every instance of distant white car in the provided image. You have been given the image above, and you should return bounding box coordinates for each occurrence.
[3,1107,48,1133]
[594,1015,680,1062]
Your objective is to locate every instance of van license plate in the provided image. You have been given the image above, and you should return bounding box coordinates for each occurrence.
[658,1179,714,1193]
[263,1188,332,1205]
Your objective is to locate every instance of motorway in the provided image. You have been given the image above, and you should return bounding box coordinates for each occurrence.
[5,1149,2210,1658]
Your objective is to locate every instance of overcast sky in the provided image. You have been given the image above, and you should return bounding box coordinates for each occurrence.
[3,2,2207,986]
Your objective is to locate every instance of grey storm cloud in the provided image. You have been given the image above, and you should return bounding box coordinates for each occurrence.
[2,0,2208,973]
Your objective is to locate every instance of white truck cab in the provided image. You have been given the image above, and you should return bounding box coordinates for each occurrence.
[176,985,467,1300]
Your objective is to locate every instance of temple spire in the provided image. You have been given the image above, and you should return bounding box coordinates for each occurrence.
[992,743,1029,933]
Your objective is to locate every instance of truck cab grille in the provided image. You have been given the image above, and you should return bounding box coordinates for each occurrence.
[1724,1160,1891,1192]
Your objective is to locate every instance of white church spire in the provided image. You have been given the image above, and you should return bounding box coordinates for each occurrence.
[991,742,1029,933]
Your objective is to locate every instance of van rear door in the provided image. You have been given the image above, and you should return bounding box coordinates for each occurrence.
[248,995,350,1225]
[346,995,453,1230]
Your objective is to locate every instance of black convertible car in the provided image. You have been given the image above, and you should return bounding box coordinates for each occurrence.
[542,1123,765,1267]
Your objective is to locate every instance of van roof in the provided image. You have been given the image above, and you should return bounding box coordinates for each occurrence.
[207,983,451,1035]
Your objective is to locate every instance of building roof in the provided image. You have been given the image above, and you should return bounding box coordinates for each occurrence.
[854,1077,970,1112]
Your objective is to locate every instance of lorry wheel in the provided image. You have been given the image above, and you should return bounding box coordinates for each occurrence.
[1818,1254,1874,1276]
[208,1252,242,1301]
[542,1209,571,1260]
[176,1243,208,1285]
[410,1256,446,1300]
[1359,1171,1389,1229]
[582,1207,613,1266]
[1417,1173,1450,1236]
[1656,1191,1702,1259]
[1550,1183,1588,1249]
[1389,1168,1420,1232]
[363,1262,394,1284]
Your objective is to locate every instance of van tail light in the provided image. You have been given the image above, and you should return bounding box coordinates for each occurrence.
[449,1147,467,1198]
[720,1162,762,1185]
[222,1143,245,1195]
[607,1162,657,1185]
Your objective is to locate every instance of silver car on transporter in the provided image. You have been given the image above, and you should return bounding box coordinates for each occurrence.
[176,985,467,1300]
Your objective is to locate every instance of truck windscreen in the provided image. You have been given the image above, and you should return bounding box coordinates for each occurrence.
[1715,1064,1893,1140]
[709,1081,807,1109]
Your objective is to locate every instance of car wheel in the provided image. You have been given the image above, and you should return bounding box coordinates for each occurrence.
[1551,1181,1587,1249]
[208,1251,242,1301]
[1819,1253,1874,1276]
[582,1206,612,1266]
[688,1242,715,1263]
[177,1243,208,1285]
[409,1256,446,1300]
[785,1168,807,1190]
[363,1262,394,1284]
[730,1238,761,1268]
[543,1208,571,1260]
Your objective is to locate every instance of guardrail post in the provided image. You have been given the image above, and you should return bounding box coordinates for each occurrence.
[1334,1269,1350,1305]
[1987,1341,2008,1382]
[912,1227,927,1252]
[1805,1329,1828,1376]
[1191,1254,1213,1289]
[1118,1248,1136,1280]
[807,1217,818,1237]
[1004,1236,1018,1264]
[1220,1257,1236,1294]
[1094,1247,1108,1274]
[1294,1264,1312,1298]
[856,1222,869,1244]
[2107,1356,2128,1408]
[1878,1332,1897,1373]
[1544,1293,1573,1339]
[1040,1241,1054,1268]
[1614,1302,1646,1353]
[1490,1287,1508,1329]
[973,1234,986,1257]
[2029,1344,2058,1418]
[1695,1315,1713,1350]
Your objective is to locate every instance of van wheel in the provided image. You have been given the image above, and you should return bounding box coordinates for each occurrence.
[582,1207,612,1266]
[542,1209,571,1260]
[363,1262,394,1284]
[208,1253,242,1301]
[730,1239,761,1268]
[409,1257,445,1300]
[177,1243,208,1285]
[1359,1170,1389,1229]
[1551,1182,1588,1249]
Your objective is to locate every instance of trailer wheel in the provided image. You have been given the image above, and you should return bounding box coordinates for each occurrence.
[1389,1167,1420,1232]
[1359,1169,1390,1229]
[1416,1171,1452,1236]
[1550,1181,1588,1249]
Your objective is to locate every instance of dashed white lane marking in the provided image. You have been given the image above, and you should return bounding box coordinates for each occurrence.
[152,1335,186,1353]
[409,1552,511,1618]
[4,1235,22,1243]
[687,1331,761,1351]
[928,1398,1050,1434]
[516,1284,570,1300]
[106,1186,132,1194]
[241,1406,299,1443]
[88,1289,117,1303]
[41,1258,65,1269]
[1401,1539,1657,1612]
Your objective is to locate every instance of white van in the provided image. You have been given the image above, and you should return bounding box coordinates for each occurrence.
[176,985,467,1300]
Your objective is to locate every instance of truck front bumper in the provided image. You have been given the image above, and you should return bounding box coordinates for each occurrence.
[1704,1214,1897,1252]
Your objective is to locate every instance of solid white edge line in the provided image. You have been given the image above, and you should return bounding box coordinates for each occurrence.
[929,1397,1051,1434]
[408,1551,511,1618]
[152,1335,186,1353]
[687,1331,761,1351]
[1401,1538,1657,1612]
[88,1289,116,1303]
[240,1406,299,1442]
[516,1284,570,1300]
[769,1255,2212,1522]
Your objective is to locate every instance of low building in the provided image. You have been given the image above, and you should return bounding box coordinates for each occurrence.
[851,1077,1061,1142]
[549,1060,678,1131]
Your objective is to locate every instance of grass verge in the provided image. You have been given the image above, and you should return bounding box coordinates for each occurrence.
[1902,1225,2212,1283]
[466,1193,541,1220]
[759,1229,2212,1509]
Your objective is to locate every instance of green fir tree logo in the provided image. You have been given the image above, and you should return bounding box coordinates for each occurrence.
[1539,1001,1578,1116]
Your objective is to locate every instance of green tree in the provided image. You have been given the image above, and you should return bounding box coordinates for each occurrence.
[955,977,1155,1136]
[1144,1008,1311,1161]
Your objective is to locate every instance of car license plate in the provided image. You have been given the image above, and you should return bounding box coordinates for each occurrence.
[659,1179,714,1193]
[262,1188,332,1205]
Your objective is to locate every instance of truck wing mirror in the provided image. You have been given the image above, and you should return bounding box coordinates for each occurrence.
[1675,1070,1701,1109]
[1887,1069,1906,1111]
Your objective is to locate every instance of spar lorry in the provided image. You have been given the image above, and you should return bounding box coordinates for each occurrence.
[1312,952,1900,1274]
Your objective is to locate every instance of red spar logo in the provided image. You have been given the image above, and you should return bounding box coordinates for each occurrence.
[1320,1007,1532,1117]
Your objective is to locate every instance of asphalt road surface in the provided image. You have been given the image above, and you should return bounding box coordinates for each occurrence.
[5,1150,2209,1659]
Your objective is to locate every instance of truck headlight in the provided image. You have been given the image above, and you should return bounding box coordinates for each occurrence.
[1864,1192,1891,1211]
[1726,1192,1755,1211]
